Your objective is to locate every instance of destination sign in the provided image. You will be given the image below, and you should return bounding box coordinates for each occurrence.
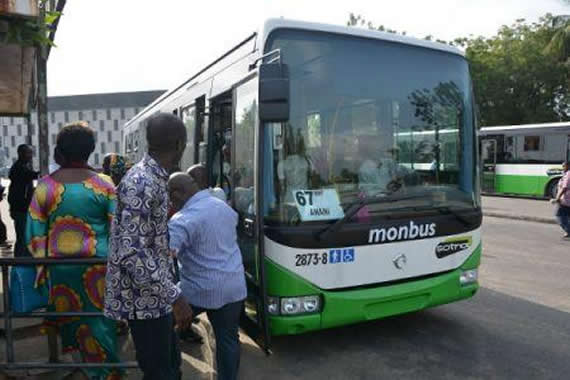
[292,189,345,222]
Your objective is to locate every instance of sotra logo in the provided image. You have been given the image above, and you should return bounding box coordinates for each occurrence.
[368,221,436,244]
[435,236,472,258]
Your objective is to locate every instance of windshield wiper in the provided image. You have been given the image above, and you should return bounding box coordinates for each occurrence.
[315,194,426,241]
[410,204,476,226]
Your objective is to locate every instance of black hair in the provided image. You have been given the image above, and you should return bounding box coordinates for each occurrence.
[17,144,31,157]
[146,113,186,152]
[56,121,96,162]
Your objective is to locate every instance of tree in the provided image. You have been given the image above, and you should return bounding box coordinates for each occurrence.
[347,13,570,126]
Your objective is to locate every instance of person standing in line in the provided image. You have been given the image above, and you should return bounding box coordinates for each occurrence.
[168,172,247,380]
[104,113,193,380]
[26,122,123,380]
[551,161,570,239]
[8,144,39,257]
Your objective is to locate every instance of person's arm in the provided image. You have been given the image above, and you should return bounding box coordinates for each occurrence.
[555,175,569,202]
[167,215,194,328]
[25,179,49,287]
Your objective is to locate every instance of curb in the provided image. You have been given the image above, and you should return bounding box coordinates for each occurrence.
[483,211,557,225]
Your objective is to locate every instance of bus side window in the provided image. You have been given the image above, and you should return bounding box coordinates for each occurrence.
[233,79,258,215]
[180,105,196,171]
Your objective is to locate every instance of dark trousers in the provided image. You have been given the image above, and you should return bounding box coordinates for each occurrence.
[192,300,243,380]
[556,205,570,234]
[0,212,6,243]
[11,211,28,257]
[128,313,181,380]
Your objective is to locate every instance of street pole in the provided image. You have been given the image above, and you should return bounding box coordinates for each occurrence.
[36,4,49,175]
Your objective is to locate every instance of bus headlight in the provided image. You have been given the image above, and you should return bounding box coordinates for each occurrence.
[267,297,280,315]
[279,295,322,315]
[460,269,478,286]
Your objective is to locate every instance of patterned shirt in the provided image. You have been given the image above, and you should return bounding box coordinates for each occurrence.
[104,154,181,320]
[169,190,247,309]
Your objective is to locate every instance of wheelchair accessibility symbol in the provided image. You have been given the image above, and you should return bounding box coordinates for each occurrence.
[329,248,355,264]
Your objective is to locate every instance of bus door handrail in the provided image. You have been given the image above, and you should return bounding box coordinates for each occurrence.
[0,257,138,371]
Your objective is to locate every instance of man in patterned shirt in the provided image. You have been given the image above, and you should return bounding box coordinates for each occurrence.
[104,113,193,380]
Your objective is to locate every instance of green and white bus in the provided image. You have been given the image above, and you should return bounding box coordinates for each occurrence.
[480,122,570,198]
[123,19,481,351]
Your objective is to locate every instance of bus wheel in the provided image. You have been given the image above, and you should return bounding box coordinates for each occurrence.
[546,178,560,199]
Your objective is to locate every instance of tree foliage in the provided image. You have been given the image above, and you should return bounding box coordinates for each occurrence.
[347,13,570,126]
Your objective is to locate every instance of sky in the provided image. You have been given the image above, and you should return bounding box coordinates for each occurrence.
[47,0,570,96]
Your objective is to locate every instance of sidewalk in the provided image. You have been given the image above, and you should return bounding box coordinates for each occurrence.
[482,195,557,224]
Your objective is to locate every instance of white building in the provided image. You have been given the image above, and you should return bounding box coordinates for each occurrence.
[0,90,165,169]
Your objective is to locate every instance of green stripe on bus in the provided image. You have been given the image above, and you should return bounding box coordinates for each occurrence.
[484,174,551,196]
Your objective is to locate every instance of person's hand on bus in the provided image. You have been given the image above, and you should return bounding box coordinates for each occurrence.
[173,296,193,331]
[550,198,560,204]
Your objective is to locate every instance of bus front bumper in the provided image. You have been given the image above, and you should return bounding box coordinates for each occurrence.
[267,244,481,336]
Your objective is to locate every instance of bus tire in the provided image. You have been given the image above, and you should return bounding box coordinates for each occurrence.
[545,178,560,199]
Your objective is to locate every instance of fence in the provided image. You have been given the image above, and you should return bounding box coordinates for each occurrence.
[0,257,138,371]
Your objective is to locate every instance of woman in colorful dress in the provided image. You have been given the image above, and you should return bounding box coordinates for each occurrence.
[26,122,122,380]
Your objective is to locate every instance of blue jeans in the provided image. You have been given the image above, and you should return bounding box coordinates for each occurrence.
[556,205,570,234]
[192,300,243,380]
[128,313,182,380]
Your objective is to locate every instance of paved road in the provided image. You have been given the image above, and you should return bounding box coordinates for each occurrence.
[238,216,570,380]
[2,196,569,379]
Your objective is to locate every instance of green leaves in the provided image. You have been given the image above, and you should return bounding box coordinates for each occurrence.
[1,8,61,48]
[346,12,570,125]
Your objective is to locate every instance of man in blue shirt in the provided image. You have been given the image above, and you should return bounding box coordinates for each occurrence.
[168,172,247,380]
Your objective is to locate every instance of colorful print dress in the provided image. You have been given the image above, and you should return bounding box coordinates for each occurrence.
[26,173,122,380]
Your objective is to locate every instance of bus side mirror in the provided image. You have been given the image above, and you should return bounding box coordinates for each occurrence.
[258,63,289,123]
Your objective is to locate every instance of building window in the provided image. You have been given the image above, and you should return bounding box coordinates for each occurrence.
[134,108,139,115]
[94,131,98,141]
[30,124,35,135]
[17,124,21,137]
[106,109,111,120]
[50,112,55,123]
[78,111,83,120]
[114,119,118,130]
[10,117,14,125]
[99,120,104,131]
[4,147,8,157]
[120,108,125,120]
[51,134,56,144]
[3,125,7,137]
[11,136,15,147]
[114,141,120,153]
[107,131,112,143]
[58,122,63,130]
[94,153,100,165]
[64,111,69,122]
[92,110,98,120]
[101,142,106,154]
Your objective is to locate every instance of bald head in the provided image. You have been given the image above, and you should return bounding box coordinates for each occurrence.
[187,164,208,190]
[168,172,199,212]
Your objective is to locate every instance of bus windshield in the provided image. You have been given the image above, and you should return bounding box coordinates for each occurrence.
[262,29,477,225]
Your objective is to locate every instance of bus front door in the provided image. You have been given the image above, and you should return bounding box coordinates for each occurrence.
[231,76,271,354]
[481,139,497,193]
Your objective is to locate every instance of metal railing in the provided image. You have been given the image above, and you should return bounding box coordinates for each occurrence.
[0,257,138,371]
